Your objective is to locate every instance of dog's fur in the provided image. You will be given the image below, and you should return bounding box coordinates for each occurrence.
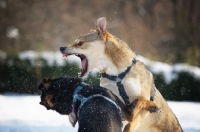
[60,17,183,132]
[38,77,160,132]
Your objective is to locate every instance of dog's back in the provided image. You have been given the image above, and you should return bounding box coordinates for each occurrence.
[78,97,122,132]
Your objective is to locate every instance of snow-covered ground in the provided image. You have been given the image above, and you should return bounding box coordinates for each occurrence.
[0,95,200,132]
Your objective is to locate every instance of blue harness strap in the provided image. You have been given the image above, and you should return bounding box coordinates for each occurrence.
[101,59,137,105]
[78,94,121,111]
[72,82,121,117]
[72,82,87,106]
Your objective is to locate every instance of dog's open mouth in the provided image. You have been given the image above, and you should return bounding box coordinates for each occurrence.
[63,53,88,77]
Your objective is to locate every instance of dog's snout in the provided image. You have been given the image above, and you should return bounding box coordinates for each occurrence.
[60,47,66,52]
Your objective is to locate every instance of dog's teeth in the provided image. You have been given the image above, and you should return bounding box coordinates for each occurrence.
[62,56,68,59]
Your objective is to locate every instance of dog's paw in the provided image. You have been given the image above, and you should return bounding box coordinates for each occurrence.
[147,106,161,113]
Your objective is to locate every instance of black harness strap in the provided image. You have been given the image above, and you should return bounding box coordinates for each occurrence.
[101,59,137,105]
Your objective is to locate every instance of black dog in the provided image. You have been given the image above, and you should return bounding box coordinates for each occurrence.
[38,77,132,132]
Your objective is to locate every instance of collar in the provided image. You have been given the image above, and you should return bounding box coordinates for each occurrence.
[72,82,87,97]
[68,82,87,127]
[72,82,87,108]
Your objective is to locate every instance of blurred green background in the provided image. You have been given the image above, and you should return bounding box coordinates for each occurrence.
[0,0,200,101]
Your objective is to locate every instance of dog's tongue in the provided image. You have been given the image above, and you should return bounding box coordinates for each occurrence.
[80,58,87,77]
[62,54,68,57]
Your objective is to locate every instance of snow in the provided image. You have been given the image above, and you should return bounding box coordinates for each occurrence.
[136,55,200,84]
[0,95,78,132]
[0,95,200,132]
[18,50,80,66]
[6,27,19,38]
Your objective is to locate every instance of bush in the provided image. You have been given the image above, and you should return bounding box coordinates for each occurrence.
[0,56,79,94]
[154,72,200,101]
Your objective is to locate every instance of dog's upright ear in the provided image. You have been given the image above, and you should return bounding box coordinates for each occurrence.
[96,17,107,34]
[38,78,52,90]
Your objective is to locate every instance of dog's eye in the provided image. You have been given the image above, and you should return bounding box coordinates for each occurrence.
[78,41,84,46]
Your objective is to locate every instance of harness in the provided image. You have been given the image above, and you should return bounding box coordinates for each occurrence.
[71,82,121,117]
[101,59,137,105]
[101,58,156,105]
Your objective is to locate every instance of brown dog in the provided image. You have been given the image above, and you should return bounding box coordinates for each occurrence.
[60,17,183,131]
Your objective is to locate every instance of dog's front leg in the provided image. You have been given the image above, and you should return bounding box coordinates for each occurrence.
[123,97,161,132]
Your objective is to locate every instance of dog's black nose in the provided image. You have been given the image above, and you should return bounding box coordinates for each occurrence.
[60,47,66,52]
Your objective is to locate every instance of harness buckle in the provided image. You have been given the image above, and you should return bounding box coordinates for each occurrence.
[81,98,87,104]
[116,77,122,82]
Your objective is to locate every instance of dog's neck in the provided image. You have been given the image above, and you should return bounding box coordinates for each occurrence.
[98,57,136,75]
[99,32,136,75]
